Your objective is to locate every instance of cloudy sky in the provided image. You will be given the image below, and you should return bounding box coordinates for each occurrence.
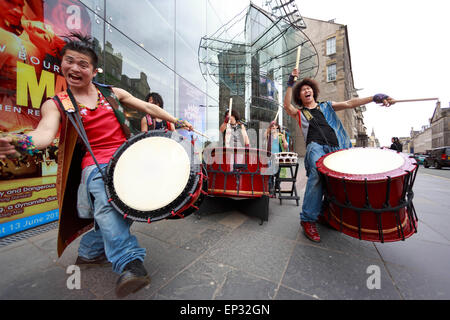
[296,0,450,146]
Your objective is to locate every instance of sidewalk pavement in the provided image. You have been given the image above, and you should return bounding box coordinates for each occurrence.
[1,160,450,301]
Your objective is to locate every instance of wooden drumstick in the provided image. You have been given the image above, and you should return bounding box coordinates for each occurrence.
[390,98,439,103]
[225,98,233,147]
[273,109,280,123]
[191,129,210,140]
[294,45,301,80]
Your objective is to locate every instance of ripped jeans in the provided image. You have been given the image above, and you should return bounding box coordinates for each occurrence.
[77,164,146,274]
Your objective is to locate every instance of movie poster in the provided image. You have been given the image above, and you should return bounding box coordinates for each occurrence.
[178,77,207,139]
[0,0,91,237]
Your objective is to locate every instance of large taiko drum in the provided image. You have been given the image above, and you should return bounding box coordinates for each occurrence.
[105,130,207,223]
[203,147,272,198]
[316,147,418,242]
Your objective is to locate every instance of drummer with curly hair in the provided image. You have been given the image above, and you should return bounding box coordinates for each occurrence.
[283,68,394,243]
[0,32,193,298]
[140,92,175,132]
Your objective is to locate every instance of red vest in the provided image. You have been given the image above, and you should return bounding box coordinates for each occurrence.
[53,83,133,256]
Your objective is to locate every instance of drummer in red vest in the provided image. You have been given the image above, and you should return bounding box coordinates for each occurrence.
[283,68,394,243]
[140,92,175,132]
[0,32,193,298]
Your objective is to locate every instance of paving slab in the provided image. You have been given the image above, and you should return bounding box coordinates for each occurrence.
[281,242,401,300]
[203,227,296,283]
[374,238,450,300]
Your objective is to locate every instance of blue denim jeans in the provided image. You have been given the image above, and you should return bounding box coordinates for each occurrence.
[77,165,146,274]
[301,142,340,222]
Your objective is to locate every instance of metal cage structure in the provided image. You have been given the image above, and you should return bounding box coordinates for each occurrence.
[198,1,318,127]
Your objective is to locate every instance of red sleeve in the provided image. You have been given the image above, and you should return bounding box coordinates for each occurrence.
[296,110,302,128]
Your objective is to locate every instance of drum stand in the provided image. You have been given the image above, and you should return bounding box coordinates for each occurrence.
[195,195,269,225]
[274,163,300,206]
[196,148,271,225]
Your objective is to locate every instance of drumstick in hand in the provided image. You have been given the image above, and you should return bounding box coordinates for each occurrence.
[191,129,210,140]
[273,109,280,123]
[390,97,439,103]
[294,45,301,80]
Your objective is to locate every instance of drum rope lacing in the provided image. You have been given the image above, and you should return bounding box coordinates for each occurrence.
[320,167,419,242]
[206,148,270,196]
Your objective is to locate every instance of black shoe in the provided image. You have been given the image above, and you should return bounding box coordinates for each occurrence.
[115,260,151,298]
[75,253,110,268]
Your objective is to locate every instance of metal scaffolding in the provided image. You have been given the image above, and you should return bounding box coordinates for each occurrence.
[198,1,318,93]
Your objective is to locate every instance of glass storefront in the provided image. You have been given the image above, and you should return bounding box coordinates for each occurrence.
[79,0,318,147]
[0,0,317,236]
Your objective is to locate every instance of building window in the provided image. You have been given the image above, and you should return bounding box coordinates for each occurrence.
[327,64,336,82]
[326,37,336,55]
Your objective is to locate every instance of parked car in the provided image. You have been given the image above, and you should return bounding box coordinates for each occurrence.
[423,146,450,169]
[414,153,427,165]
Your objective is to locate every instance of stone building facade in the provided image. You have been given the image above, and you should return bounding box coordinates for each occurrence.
[409,101,450,153]
[297,17,367,154]
[368,128,380,148]
[430,101,450,148]
[410,126,432,154]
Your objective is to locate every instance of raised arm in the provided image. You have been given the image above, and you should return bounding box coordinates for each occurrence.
[280,132,288,150]
[283,69,300,118]
[113,87,193,130]
[241,124,250,147]
[219,122,227,133]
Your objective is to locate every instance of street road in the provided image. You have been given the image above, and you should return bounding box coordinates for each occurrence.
[412,165,450,242]
[417,166,450,180]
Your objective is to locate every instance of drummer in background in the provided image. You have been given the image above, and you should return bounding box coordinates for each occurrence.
[283,68,394,243]
[265,121,289,153]
[140,92,175,132]
[265,121,289,195]
[0,32,193,298]
[219,109,250,148]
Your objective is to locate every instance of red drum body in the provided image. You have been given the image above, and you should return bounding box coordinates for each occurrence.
[203,147,272,198]
[105,130,207,223]
[317,148,418,242]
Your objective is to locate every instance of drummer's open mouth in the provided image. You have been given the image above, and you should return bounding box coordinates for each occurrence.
[69,74,82,81]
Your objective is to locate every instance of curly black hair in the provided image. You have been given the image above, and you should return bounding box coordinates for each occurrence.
[292,77,320,107]
[145,92,164,109]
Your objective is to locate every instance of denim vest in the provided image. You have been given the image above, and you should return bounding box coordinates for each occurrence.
[297,101,352,149]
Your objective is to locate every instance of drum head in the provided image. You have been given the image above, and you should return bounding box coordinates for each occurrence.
[318,147,416,180]
[113,136,190,211]
[105,130,202,222]
[317,147,418,242]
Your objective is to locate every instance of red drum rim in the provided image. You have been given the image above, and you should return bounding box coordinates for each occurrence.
[317,147,417,181]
